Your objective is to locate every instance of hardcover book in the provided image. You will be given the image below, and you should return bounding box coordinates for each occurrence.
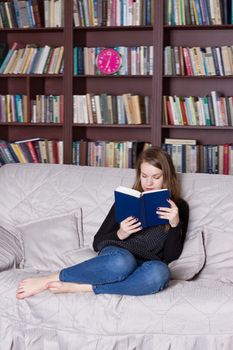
[114,186,170,228]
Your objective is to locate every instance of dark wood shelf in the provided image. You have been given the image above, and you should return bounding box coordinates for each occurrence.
[0,27,64,33]
[162,125,233,130]
[164,24,233,30]
[73,75,152,78]
[0,123,63,127]
[73,25,153,31]
[72,124,151,128]
[0,74,63,78]
[163,75,233,79]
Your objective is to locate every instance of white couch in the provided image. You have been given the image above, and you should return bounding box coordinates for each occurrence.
[0,164,233,350]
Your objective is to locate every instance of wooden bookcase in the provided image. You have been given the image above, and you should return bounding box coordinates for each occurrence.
[0,1,232,166]
[0,1,66,160]
[162,6,233,145]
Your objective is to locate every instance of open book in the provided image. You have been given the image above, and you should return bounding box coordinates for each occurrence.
[114,186,170,228]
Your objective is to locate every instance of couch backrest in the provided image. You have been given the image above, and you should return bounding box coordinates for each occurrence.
[1,164,233,245]
[0,164,135,245]
[179,172,233,233]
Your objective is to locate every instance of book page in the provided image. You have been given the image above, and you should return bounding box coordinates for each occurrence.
[115,185,141,198]
[142,188,169,196]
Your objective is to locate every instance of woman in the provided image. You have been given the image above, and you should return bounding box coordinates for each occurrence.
[16,147,189,299]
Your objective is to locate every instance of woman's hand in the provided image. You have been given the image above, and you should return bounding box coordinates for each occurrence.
[156,199,180,228]
[117,216,142,240]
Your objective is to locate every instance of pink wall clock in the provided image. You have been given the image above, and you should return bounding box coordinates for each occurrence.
[96,48,122,75]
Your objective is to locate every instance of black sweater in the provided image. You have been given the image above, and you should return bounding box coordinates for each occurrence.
[93,198,189,264]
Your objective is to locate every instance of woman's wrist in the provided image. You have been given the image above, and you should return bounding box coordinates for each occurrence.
[170,219,180,228]
[117,229,128,240]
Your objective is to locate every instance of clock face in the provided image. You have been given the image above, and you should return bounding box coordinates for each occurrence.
[96,48,122,75]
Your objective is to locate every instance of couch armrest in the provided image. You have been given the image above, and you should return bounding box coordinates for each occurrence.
[0,225,23,272]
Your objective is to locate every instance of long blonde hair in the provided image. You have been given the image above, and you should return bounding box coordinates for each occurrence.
[133,147,180,201]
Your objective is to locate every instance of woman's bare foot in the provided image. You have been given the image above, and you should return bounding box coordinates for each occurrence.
[16,273,59,299]
[48,281,92,294]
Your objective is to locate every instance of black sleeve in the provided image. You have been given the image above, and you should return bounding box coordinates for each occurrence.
[92,204,120,252]
[163,198,189,264]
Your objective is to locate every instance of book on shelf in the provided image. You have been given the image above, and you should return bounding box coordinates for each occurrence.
[164,0,233,25]
[114,186,170,229]
[162,143,233,175]
[0,94,27,123]
[72,141,151,168]
[0,140,16,164]
[164,45,233,77]
[73,0,153,27]
[31,95,63,123]
[164,138,197,145]
[0,0,65,29]
[44,0,64,27]
[163,92,233,127]
[0,138,63,165]
[0,43,64,75]
[73,93,149,125]
[15,138,41,163]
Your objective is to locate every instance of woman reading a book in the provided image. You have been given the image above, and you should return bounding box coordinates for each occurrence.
[16,147,189,299]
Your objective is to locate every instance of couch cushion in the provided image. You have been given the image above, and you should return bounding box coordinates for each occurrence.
[18,209,83,271]
[169,229,205,280]
[198,226,233,283]
[178,173,233,234]
[1,269,233,350]
[0,223,23,271]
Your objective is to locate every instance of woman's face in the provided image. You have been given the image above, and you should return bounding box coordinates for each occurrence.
[140,161,164,192]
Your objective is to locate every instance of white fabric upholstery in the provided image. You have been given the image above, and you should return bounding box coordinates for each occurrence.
[0,164,233,350]
[169,229,205,280]
[18,209,83,271]
[198,226,233,283]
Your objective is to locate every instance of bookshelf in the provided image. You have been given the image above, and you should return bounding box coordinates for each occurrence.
[162,0,233,148]
[161,0,233,174]
[71,1,154,166]
[0,0,154,166]
[1,0,233,171]
[162,23,233,145]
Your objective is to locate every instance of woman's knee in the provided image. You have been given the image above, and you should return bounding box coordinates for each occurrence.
[113,248,137,275]
[142,261,171,294]
[100,246,137,278]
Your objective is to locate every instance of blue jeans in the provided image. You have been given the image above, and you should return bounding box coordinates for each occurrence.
[59,246,171,296]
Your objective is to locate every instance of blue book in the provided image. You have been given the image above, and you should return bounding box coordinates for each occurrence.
[13,0,22,27]
[74,47,78,75]
[26,0,35,27]
[114,186,170,228]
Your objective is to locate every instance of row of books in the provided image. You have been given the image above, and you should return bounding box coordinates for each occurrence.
[0,0,64,29]
[31,95,64,123]
[72,140,151,168]
[0,94,27,123]
[0,138,63,166]
[164,45,233,76]
[1,136,233,174]
[0,42,64,75]
[163,139,233,175]
[165,0,233,25]
[74,46,153,75]
[73,0,153,27]
[73,93,149,125]
[44,0,64,27]
[163,91,233,126]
